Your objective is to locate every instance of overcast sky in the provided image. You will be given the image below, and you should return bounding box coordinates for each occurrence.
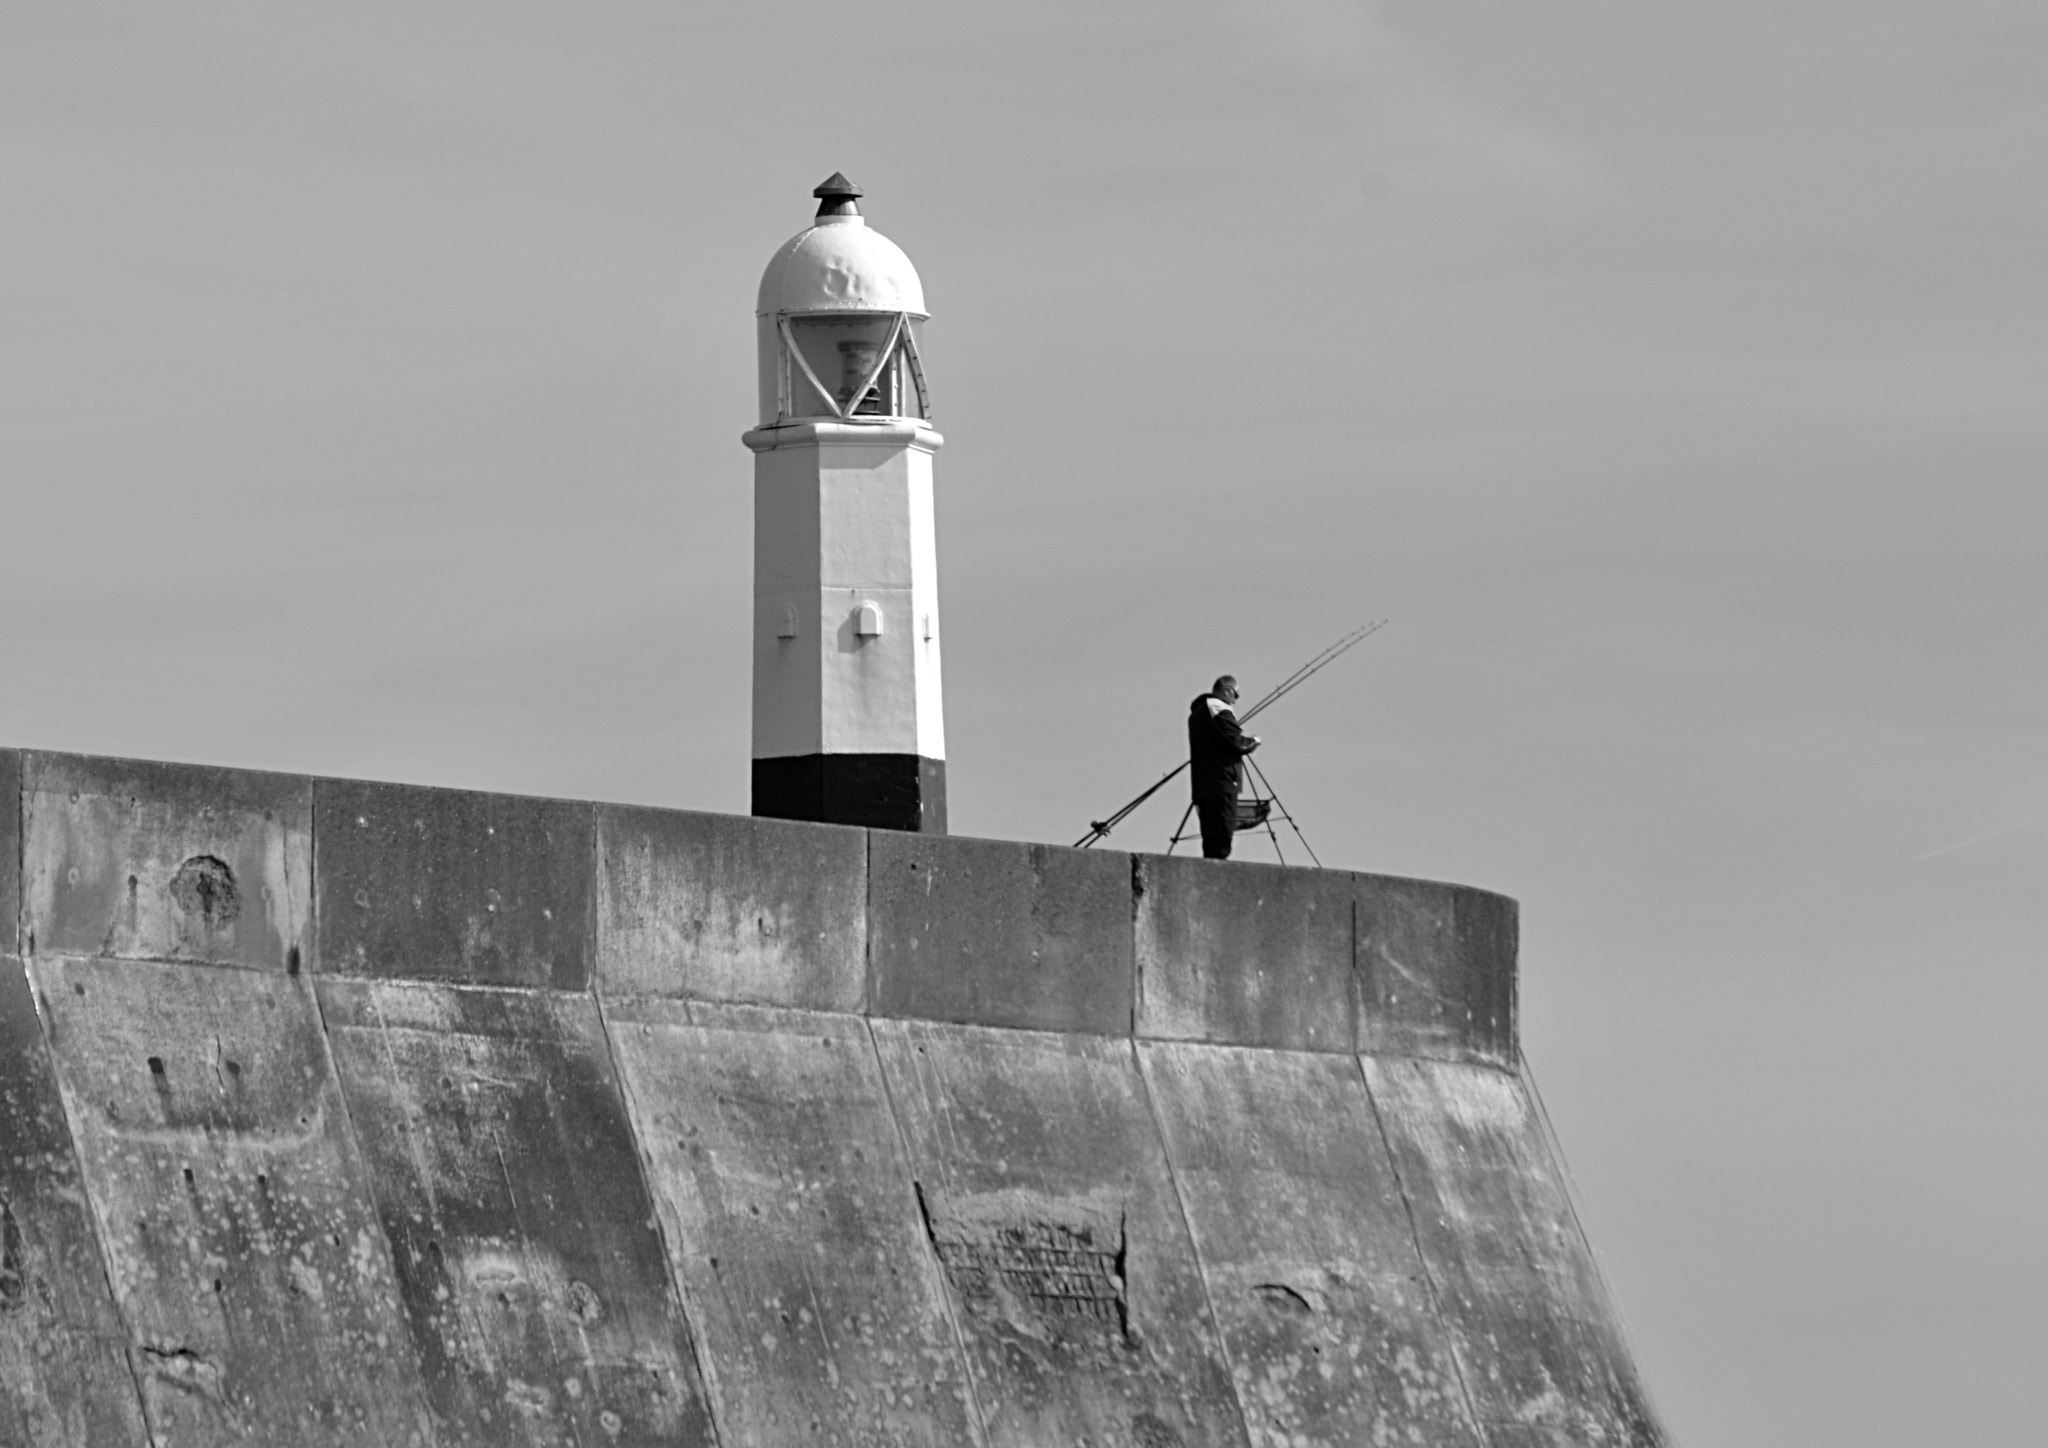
[5,5,2044,1443]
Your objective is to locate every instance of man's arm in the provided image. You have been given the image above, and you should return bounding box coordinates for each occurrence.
[1210,706,1260,756]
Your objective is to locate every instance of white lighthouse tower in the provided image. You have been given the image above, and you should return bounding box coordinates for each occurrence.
[744,174,946,832]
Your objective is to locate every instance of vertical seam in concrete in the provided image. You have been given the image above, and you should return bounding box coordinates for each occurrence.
[9,951,159,1444]
[10,752,22,958]
[580,800,600,996]
[1129,855,1146,1040]
[307,777,324,978]
[1354,1052,1489,1438]
[1504,902,1520,1065]
[115,1344,162,1448]
[861,1014,991,1448]
[1347,887,1362,1059]
[591,986,729,1447]
[1130,1039,1258,1448]
[21,957,173,1447]
[1130,847,1146,1040]
[281,781,306,977]
[302,975,443,1446]
[859,828,873,1017]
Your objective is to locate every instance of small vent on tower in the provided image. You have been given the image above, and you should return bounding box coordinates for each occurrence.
[856,601,884,637]
[777,605,799,640]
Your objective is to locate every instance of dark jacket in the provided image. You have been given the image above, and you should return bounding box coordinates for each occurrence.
[1188,694,1254,801]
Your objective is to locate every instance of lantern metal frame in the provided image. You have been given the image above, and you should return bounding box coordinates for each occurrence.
[773,310,930,423]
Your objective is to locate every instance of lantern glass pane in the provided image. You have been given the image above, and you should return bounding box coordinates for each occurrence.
[786,314,900,418]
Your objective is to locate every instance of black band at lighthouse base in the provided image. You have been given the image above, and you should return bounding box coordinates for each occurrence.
[752,754,948,834]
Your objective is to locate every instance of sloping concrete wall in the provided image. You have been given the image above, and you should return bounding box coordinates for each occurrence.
[0,749,1667,1447]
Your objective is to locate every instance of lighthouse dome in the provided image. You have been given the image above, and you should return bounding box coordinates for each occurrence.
[756,217,927,318]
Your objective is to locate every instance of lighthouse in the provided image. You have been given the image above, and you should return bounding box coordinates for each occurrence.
[744,174,946,833]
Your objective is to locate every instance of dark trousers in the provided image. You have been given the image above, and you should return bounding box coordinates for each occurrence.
[1195,796,1236,859]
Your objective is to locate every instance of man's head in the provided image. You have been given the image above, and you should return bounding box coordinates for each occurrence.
[1213,674,1239,704]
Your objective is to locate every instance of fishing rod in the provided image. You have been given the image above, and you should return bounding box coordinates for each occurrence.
[1073,621,1387,848]
[1240,620,1383,725]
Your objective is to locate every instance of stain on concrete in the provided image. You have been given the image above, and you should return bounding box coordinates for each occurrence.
[597,804,866,1010]
[28,954,433,1445]
[1355,876,1516,1066]
[917,1184,1130,1340]
[1135,856,1355,1053]
[21,754,310,972]
[314,779,593,989]
[0,957,151,1447]
[167,854,240,931]
[606,997,980,1446]
[1362,1057,1666,1444]
[873,1018,1247,1448]
[1142,1041,1481,1446]
[870,835,1133,1035]
[319,977,713,1447]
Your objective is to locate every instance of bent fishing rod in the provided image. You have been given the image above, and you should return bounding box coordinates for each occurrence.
[1073,620,1386,848]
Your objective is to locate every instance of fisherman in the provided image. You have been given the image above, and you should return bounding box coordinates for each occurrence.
[1188,675,1260,860]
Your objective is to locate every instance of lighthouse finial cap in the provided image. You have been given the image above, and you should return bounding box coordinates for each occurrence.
[812,172,863,219]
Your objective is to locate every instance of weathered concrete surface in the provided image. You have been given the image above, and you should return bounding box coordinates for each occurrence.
[22,754,310,973]
[598,804,866,1010]
[29,954,433,1446]
[2,749,19,955]
[319,978,713,1447]
[870,834,1133,1035]
[607,997,980,1445]
[0,957,150,1447]
[1356,876,1516,1066]
[0,749,1671,1447]
[1141,1041,1481,1446]
[315,779,593,989]
[1136,856,1353,1053]
[873,1018,1247,1448]
[1362,1057,1664,1444]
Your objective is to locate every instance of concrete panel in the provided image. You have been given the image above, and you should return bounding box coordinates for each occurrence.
[22,753,310,972]
[1135,856,1354,1053]
[1140,1041,1479,1447]
[605,997,980,1445]
[315,779,593,989]
[28,954,434,1446]
[1355,876,1515,1066]
[1361,1058,1665,1445]
[0,957,150,1447]
[870,834,1132,1036]
[319,978,713,1447]
[2,749,18,956]
[872,1018,1247,1448]
[597,803,865,1010]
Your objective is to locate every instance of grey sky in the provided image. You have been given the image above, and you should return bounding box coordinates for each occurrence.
[5,5,2045,1442]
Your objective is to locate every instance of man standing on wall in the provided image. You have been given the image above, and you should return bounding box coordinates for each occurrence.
[1188,675,1260,860]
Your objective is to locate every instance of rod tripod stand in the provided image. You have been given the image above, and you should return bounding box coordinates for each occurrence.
[1167,754,1321,867]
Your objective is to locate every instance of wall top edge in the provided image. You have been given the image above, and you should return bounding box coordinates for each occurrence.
[4,744,1513,904]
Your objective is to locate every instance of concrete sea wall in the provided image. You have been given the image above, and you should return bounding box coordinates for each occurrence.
[0,747,1667,1447]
